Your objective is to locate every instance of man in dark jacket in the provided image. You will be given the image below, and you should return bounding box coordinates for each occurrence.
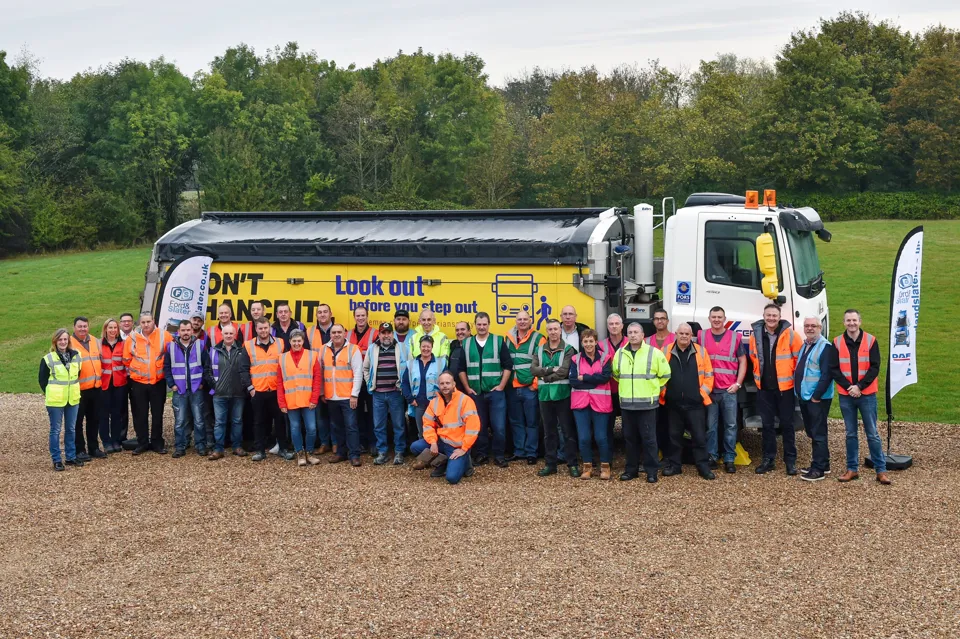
[450,321,471,392]
[559,305,591,353]
[662,324,716,481]
[203,325,252,459]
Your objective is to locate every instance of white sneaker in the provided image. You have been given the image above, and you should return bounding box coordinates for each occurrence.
[268,443,281,456]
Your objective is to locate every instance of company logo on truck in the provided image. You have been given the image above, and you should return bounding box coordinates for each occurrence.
[491,274,538,325]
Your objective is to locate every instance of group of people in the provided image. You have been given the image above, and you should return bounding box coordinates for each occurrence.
[41,300,892,486]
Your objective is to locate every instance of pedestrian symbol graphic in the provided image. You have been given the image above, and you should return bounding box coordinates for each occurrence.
[536,296,551,330]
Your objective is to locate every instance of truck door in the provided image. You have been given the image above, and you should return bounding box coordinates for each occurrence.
[695,214,793,340]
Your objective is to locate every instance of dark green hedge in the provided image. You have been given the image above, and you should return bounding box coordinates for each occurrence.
[781,192,960,221]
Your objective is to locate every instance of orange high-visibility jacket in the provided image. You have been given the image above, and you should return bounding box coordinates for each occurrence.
[748,324,802,391]
[422,390,481,451]
[660,342,715,405]
[834,332,879,395]
[320,343,361,401]
[123,329,172,384]
[245,337,285,392]
[278,349,319,410]
[70,335,102,390]
[99,338,127,388]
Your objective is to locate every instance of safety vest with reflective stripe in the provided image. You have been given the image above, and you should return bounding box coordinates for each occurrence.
[70,335,102,390]
[348,326,377,356]
[44,351,81,407]
[698,329,741,390]
[833,332,878,396]
[507,328,545,388]
[599,335,628,393]
[570,350,613,412]
[245,338,285,392]
[407,356,447,403]
[612,343,670,410]
[422,390,481,451]
[409,325,450,358]
[536,344,575,402]
[797,336,835,401]
[124,329,170,384]
[660,342,715,406]
[320,343,359,401]
[168,339,205,395]
[99,338,127,388]
[645,333,675,352]
[463,335,505,394]
[749,326,802,391]
[280,349,317,410]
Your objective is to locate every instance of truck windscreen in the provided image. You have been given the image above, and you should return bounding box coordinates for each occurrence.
[786,229,823,297]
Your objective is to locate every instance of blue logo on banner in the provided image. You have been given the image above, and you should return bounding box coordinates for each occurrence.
[676,281,691,304]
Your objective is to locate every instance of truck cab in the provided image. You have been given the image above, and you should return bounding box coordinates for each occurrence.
[660,194,831,344]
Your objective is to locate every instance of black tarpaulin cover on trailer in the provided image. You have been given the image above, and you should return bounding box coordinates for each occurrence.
[153,209,611,264]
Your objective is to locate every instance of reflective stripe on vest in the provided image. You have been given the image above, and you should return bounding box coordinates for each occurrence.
[833,332,878,396]
[129,330,166,383]
[99,338,127,387]
[44,352,82,407]
[71,336,102,390]
[246,338,283,392]
[168,340,204,394]
[464,335,504,394]
[570,350,613,412]
[698,329,739,389]
[798,336,835,401]
[321,344,358,400]
[281,349,316,409]
[616,346,667,409]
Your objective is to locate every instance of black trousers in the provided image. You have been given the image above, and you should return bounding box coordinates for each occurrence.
[656,404,671,460]
[622,408,659,476]
[539,399,577,466]
[758,387,797,463]
[75,387,101,454]
[799,397,832,471]
[99,384,127,446]
[129,380,166,448]
[607,392,621,452]
[667,405,709,471]
[120,386,130,441]
[253,390,288,453]
[357,386,374,450]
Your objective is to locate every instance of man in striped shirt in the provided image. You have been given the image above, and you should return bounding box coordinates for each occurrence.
[363,323,408,465]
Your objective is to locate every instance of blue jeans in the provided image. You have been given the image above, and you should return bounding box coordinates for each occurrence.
[288,407,317,453]
[573,408,611,464]
[213,396,244,453]
[374,391,406,455]
[314,401,332,448]
[839,393,885,473]
[507,385,540,458]
[708,390,739,462]
[472,390,507,460]
[48,403,79,463]
[173,390,206,452]
[328,399,361,459]
[410,438,471,484]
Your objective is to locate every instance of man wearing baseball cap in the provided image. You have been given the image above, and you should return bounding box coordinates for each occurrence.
[362,322,410,465]
[393,309,412,344]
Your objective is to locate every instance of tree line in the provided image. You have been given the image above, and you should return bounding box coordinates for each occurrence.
[1,12,959,256]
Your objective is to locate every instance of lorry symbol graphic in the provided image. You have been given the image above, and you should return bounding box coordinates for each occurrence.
[491,274,539,325]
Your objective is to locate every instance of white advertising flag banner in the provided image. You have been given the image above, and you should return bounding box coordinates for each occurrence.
[156,254,214,333]
[888,228,923,399]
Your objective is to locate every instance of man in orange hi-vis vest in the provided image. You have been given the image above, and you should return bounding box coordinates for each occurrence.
[123,312,172,455]
[410,371,481,484]
[320,324,364,466]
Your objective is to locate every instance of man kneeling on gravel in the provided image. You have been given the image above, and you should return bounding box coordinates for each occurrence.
[410,372,479,484]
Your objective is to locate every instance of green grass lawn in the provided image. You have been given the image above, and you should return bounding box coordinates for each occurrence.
[1,221,957,423]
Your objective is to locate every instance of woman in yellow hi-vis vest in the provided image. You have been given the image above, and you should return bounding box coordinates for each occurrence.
[39,329,83,471]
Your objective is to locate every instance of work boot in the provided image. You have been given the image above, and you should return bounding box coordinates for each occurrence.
[316,445,331,455]
[307,454,321,466]
[837,470,860,482]
[393,453,404,465]
[876,472,892,485]
[725,461,736,474]
[233,447,248,457]
[600,463,611,480]
[251,451,266,462]
[374,453,389,465]
[785,462,798,476]
[412,448,435,470]
[580,463,593,480]
[755,459,775,474]
[208,451,224,461]
[297,452,307,467]
[430,464,447,478]
[568,464,582,478]
[172,450,185,459]
[537,465,558,477]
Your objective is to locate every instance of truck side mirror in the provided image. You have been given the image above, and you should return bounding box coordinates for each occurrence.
[756,232,780,299]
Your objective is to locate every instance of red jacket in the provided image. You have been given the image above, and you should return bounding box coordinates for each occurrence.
[99,338,128,388]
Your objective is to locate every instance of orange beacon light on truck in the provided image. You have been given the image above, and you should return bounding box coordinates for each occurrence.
[745,190,759,209]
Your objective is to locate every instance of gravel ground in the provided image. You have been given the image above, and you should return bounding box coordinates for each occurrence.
[1,393,958,638]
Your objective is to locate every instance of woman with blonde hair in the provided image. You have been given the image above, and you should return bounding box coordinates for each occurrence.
[40,328,83,471]
[99,318,128,453]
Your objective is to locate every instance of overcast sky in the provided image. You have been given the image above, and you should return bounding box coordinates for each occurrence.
[3,0,960,85]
